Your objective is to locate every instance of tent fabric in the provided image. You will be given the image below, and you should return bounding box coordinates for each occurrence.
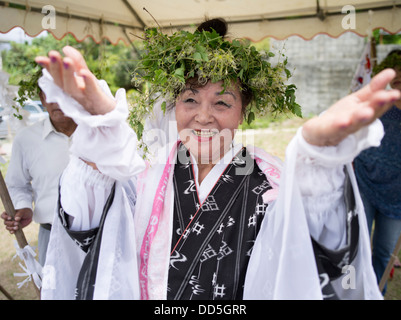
[0,0,400,44]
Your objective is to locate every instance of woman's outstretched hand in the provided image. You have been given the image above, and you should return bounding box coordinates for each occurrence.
[302,68,401,146]
[35,46,116,115]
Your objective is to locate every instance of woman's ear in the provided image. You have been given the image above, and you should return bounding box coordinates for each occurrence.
[239,110,245,125]
[38,90,46,103]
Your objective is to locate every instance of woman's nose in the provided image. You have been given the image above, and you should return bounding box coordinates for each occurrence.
[195,103,213,124]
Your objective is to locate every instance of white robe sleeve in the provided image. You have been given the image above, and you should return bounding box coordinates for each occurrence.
[38,69,146,182]
[39,72,143,299]
[295,119,384,249]
[38,70,146,231]
[244,119,384,300]
[42,163,140,300]
[59,156,116,231]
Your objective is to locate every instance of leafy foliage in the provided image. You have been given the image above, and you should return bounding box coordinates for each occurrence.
[130,28,302,139]
[1,33,142,118]
[2,29,303,141]
[373,51,401,75]
[13,65,42,119]
[373,29,401,45]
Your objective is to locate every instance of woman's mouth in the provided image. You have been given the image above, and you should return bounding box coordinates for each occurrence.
[192,129,218,142]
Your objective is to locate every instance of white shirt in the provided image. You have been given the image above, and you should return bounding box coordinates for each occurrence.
[6,117,72,224]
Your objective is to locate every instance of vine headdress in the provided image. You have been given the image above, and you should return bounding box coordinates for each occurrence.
[129,19,301,139]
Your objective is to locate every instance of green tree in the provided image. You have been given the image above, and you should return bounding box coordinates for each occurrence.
[2,33,143,97]
[373,30,401,45]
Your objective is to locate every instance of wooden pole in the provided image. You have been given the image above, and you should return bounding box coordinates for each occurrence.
[0,283,14,300]
[370,36,377,70]
[0,172,29,249]
[0,171,41,298]
[379,232,401,293]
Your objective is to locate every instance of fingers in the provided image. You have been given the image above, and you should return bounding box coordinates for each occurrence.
[356,68,397,101]
[62,46,90,95]
[370,68,397,92]
[61,47,102,100]
[299,68,400,147]
[35,56,50,70]
[35,46,116,115]
[2,209,33,233]
[79,69,99,92]
[62,46,89,71]
[302,90,397,147]
[35,46,90,94]
[353,68,400,122]
[1,211,19,234]
[62,57,83,95]
[48,50,64,88]
[35,50,66,89]
[366,89,400,115]
[352,88,400,128]
[1,211,10,221]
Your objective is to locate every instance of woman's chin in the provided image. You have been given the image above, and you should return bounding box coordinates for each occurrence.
[183,138,233,165]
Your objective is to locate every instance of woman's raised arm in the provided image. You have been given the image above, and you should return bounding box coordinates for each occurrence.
[35,46,115,115]
[302,68,400,147]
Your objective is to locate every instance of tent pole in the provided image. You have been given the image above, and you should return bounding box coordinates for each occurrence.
[370,35,377,69]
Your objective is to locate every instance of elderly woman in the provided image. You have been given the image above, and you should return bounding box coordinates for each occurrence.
[35,19,399,300]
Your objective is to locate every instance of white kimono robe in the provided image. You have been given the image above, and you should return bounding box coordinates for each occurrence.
[38,70,382,300]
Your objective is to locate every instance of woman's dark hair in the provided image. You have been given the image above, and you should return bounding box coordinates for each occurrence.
[386,49,401,58]
[197,18,228,38]
[372,48,401,75]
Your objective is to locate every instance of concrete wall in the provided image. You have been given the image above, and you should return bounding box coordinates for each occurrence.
[270,33,400,116]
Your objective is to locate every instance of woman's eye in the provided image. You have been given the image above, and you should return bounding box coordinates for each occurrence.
[184,98,196,103]
[216,101,231,108]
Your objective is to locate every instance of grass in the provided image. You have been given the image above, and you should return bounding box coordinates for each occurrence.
[237,115,306,160]
[0,118,400,300]
[0,216,40,300]
[386,260,401,300]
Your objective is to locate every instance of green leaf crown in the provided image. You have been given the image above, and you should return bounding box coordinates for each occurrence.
[130,27,302,139]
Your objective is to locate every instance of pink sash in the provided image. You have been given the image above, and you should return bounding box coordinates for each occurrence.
[139,141,179,300]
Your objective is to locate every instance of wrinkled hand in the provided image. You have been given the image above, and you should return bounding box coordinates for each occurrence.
[1,208,33,234]
[35,46,116,115]
[302,69,401,146]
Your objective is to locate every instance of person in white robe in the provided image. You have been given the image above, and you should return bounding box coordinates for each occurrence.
[34,25,400,300]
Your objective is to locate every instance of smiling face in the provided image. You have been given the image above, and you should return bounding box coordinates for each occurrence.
[175,80,244,164]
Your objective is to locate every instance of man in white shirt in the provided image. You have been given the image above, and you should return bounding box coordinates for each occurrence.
[1,87,76,266]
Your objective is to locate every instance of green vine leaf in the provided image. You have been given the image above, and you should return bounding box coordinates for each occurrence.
[12,66,42,120]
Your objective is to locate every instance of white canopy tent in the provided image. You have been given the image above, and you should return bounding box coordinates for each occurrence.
[0,0,400,45]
